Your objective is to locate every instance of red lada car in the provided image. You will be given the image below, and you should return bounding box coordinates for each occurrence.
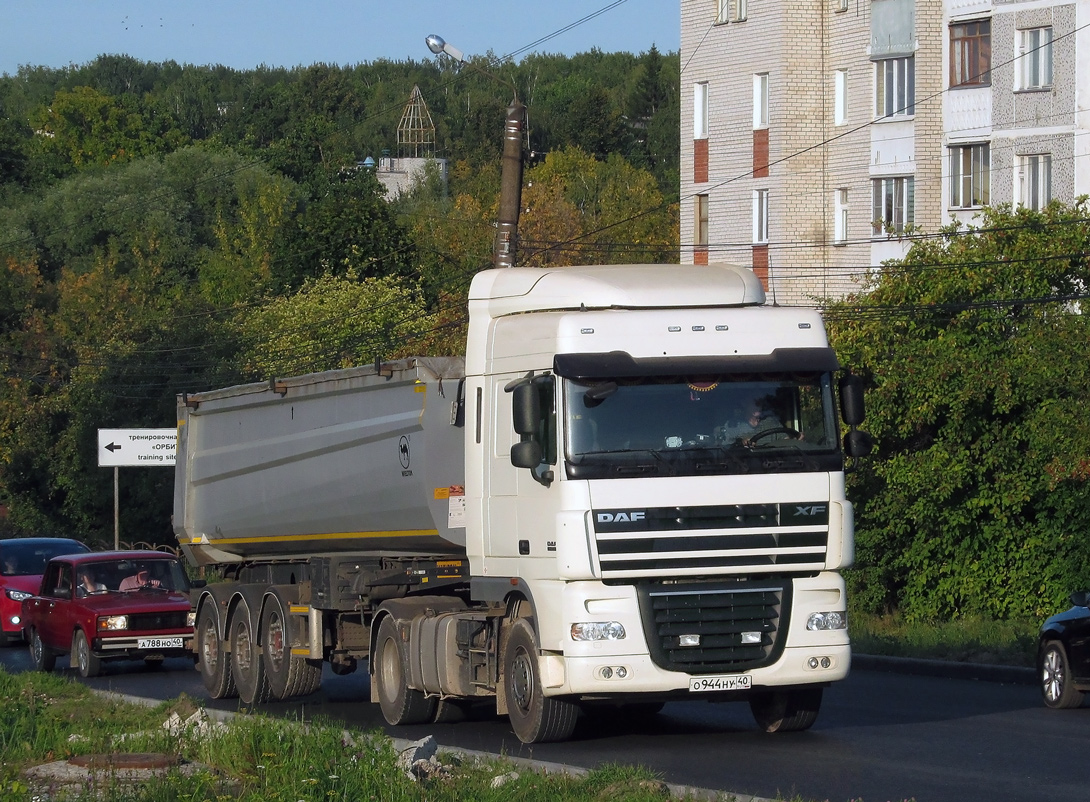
[1,537,91,646]
[22,551,196,677]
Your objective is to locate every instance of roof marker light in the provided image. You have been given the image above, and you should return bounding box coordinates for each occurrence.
[692,326,705,332]
[580,328,595,334]
[716,325,729,331]
[668,326,682,332]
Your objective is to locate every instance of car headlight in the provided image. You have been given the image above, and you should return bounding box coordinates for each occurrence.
[98,615,129,631]
[806,611,846,631]
[5,589,32,602]
[571,621,626,641]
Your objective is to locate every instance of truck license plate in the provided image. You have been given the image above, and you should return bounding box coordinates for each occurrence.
[138,637,183,650]
[689,674,752,692]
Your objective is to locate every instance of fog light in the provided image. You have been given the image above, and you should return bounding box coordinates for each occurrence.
[601,666,613,679]
[571,621,626,641]
[616,666,628,678]
[808,657,819,669]
[806,611,846,631]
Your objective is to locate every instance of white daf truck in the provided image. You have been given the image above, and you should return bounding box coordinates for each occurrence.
[173,263,869,743]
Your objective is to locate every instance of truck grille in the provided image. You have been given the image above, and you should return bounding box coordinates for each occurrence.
[637,580,790,674]
[128,612,190,631]
[593,502,829,579]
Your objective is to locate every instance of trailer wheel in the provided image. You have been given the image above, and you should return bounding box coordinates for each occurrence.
[197,604,236,699]
[29,628,55,672]
[73,629,102,678]
[374,616,436,725]
[229,605,270,705]
[503,618,578,743]
[749,687,822,733]
[261,595,321,700]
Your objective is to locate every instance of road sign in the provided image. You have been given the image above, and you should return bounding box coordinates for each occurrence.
[98,428,177,467]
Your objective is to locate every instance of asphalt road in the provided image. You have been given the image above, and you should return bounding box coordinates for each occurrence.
[2,643,1087,802]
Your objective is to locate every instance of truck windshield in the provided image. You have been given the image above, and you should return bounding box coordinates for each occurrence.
[563,373,841,479]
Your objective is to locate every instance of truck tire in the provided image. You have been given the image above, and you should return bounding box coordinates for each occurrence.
[229,605,271,705]
[749,687,822,733]
[261,595,321,700]
[73,629,102,678]
[374,615,437,725]
[503,618,578,743]
[196,604,236,699]
[29,628,55,672]
[1040,641,1085,709]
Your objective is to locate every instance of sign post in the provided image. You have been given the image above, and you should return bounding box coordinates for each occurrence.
[97,429,177,549]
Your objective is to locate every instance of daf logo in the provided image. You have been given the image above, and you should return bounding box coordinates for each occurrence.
[597,511,646,523]
[795,505,827,516]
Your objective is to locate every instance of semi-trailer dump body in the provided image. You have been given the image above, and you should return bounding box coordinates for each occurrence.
[174,263,867,743]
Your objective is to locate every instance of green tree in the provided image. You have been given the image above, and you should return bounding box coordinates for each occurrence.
[825,201,1090,621]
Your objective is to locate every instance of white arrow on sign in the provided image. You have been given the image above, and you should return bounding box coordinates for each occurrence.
[98,428,177,467]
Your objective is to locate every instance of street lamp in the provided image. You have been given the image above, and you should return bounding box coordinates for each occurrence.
[426,34,525,269]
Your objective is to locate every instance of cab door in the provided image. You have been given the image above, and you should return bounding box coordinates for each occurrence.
[36,563,75,650]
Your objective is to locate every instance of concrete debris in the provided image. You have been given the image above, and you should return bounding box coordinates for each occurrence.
[491,771,520,788]
[162,709,227,739]
[396,736,453,782]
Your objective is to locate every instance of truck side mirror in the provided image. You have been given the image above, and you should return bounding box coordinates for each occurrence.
[511,382,540,436]
[511,440,543,468]
[839,374,866,427]
[843,429,874,458]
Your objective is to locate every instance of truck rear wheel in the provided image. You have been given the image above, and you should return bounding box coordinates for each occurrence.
[374,615,436,725]
[261,595,321,700]
[229,605,270,705]
[197,604,236,699]
[503,618,578,743]
[749,687,822,733]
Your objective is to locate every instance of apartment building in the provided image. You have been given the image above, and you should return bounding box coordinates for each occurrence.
[680,0,1090,305]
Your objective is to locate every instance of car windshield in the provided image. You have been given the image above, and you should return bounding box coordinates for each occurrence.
[1,540,89,576]
[75,558,191,596]
[564,373,842,479]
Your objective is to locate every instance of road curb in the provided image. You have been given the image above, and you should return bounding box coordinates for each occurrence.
[853,653,1036,685]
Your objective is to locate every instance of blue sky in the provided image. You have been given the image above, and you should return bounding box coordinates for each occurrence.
[2,0,678,76]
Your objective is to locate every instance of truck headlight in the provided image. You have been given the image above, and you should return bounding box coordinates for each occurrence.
[571,622,626,641]
[98,615,129,631]
[806,611,846,631]
[6,589,32,602]
[187,611,196,628]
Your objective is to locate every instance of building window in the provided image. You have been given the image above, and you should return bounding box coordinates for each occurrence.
[834,69,848,126]
[716,0,746,23]
[694,82,709,139]
[834,189,848,244]
[1018,154,1052,211]
[1018,27,1053,89]
[835,0,848,11]
[753,73,769,129]
[753,189,769,243]
[696,194,709,246]
[871,176,914,235]
[875,56,915,117]
[950,143,990,208]
[951,20,991,87]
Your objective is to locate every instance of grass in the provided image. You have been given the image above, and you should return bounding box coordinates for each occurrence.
[849,612,1039,668]
[0,667,731,802]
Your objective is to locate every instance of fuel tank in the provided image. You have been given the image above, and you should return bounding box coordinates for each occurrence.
[173,358,467,566]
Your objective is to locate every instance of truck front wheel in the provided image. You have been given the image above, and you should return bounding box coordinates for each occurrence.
[749,687,822,733]
[503,618,578,743]
[196,604,236,699]
[375,616,436,725]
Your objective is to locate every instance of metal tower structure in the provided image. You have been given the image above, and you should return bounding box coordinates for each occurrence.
[396,85,435,159]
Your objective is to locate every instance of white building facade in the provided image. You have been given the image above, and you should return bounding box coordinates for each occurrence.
[680,0,1090,305]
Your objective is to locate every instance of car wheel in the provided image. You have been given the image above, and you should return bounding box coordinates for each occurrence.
[29,628,56,672]
[74,629,102,678]
[749,687,823,733]
[260,595,321,700]
[1040,641,1085,709]
[374,615,436,725]
[503,617,578,743]
[229,605,270,705]
[196,603,236,699]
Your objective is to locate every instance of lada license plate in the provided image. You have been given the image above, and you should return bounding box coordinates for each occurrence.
[138,637,183,650]
[689,674,752,692]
